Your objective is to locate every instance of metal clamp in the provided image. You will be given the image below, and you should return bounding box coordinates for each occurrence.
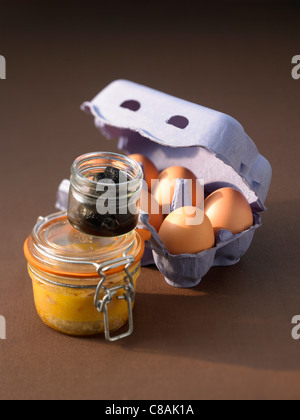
[94,245,136,342]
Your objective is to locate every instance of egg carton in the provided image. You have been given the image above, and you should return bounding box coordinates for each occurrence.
[62,80,272,288]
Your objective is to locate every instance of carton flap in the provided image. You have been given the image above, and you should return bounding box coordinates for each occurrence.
[82,80,272,208]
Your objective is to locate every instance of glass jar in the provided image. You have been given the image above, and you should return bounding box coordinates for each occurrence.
[24,212,151,341]
[68,152,143,237]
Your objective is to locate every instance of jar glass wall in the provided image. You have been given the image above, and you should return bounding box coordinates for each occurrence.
[24,212,150,340]
[27,263,140,336]
[68,152,143,237]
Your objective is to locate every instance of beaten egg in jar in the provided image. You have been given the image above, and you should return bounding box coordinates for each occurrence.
[24,212,150,341]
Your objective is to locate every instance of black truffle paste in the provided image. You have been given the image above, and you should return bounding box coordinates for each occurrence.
[68,167,139,237]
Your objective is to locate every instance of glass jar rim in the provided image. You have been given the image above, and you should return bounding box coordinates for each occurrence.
[24,212,148,278]
[71,151,143,193]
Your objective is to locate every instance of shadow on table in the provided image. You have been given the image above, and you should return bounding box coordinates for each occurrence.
[91,200,300,371]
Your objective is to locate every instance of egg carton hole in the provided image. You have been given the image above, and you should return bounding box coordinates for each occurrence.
[120,100,141,112]
[166,115,189,129]
[119,99,190,130]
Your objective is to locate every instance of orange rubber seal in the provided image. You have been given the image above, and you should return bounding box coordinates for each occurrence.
[24,229,151,279]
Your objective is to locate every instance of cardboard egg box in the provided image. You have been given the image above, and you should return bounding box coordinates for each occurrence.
[58,80,272,288]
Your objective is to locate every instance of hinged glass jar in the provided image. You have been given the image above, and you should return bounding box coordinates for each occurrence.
[24,212,151,341]
[68,152,144,237]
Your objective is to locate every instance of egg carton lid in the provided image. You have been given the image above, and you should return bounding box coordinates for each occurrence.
[81,80,272,210]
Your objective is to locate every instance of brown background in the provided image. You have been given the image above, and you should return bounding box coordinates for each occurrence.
[0,0,300,400]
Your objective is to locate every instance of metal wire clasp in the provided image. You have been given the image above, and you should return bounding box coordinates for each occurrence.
[93,243,136,342]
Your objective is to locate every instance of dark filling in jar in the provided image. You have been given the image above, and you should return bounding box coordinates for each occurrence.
[68,167,140,237]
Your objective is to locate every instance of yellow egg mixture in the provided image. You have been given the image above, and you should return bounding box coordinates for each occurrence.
[28,263,140,336]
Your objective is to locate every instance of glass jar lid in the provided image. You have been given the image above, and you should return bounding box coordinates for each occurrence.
[24,212,148,277]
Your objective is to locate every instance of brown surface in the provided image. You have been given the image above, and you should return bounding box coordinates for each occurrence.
[0,1,300,400]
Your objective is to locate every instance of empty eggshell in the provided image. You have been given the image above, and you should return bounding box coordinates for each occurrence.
[152,166,202,213]
[140,189,164,232]
[128,154,160,192]
[158,206,215,255]
[204,187,254,235]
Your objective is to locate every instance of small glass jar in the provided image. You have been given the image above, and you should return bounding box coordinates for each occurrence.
[24,212,150,341]
[68,152,143,237]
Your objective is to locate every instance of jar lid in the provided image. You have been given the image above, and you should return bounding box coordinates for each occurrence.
[24,212,149,278]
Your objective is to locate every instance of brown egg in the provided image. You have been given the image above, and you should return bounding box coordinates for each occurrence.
[158,206,215,255]
[140,189,164,232]
[152,166,202,212]
[204,187,254,235]
[128,154,159,192]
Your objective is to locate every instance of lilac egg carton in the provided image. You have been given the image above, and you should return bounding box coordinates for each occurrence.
[65,80,272,288]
